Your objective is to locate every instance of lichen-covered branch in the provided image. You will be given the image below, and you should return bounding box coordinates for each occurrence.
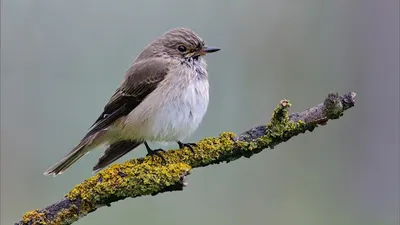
[17,92,356,225]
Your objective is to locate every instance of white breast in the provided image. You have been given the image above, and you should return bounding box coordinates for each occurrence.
[119,59,209,142]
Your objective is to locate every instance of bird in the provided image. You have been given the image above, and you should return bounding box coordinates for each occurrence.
[43,27,220,176]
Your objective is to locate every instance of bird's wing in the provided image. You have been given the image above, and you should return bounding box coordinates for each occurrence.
[82,58,170,139]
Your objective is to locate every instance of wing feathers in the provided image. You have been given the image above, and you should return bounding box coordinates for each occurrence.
[86,58,170,138]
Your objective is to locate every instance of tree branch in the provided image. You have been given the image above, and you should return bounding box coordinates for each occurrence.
[16,92,356,225]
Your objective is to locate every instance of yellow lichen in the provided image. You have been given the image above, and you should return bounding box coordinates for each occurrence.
[21,209,46,225]
[67,161,191,215]
[255,100,312,149]
[52,207,80,225]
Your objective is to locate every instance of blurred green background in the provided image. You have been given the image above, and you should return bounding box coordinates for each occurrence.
[1,0,399,224]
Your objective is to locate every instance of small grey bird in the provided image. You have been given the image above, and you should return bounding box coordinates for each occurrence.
[44,27,220,176]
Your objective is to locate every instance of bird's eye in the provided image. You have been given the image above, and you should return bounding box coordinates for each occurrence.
[177,45,187,52]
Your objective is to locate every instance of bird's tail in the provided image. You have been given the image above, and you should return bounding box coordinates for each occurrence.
[43,144,89,176]
[44,130,107,176]
[93,140,142,173]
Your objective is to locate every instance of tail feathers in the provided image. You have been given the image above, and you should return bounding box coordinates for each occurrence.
[44,130,108,176]
[93,140,142,173]
[43,144,88,176]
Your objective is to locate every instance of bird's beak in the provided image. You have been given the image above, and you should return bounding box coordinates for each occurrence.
[195,46,221,56]
[202,46,221,54]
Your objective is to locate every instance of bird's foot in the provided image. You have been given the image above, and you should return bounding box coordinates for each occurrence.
[177,141,197,154]
[144,142,166,163]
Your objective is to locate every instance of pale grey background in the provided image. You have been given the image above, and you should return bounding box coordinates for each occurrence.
[1,0,399,225]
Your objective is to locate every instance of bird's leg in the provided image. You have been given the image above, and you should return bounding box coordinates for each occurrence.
[177,141,197,154]
[144,142,166,163]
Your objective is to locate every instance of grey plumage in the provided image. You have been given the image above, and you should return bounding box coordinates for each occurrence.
[44,27,219,176]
